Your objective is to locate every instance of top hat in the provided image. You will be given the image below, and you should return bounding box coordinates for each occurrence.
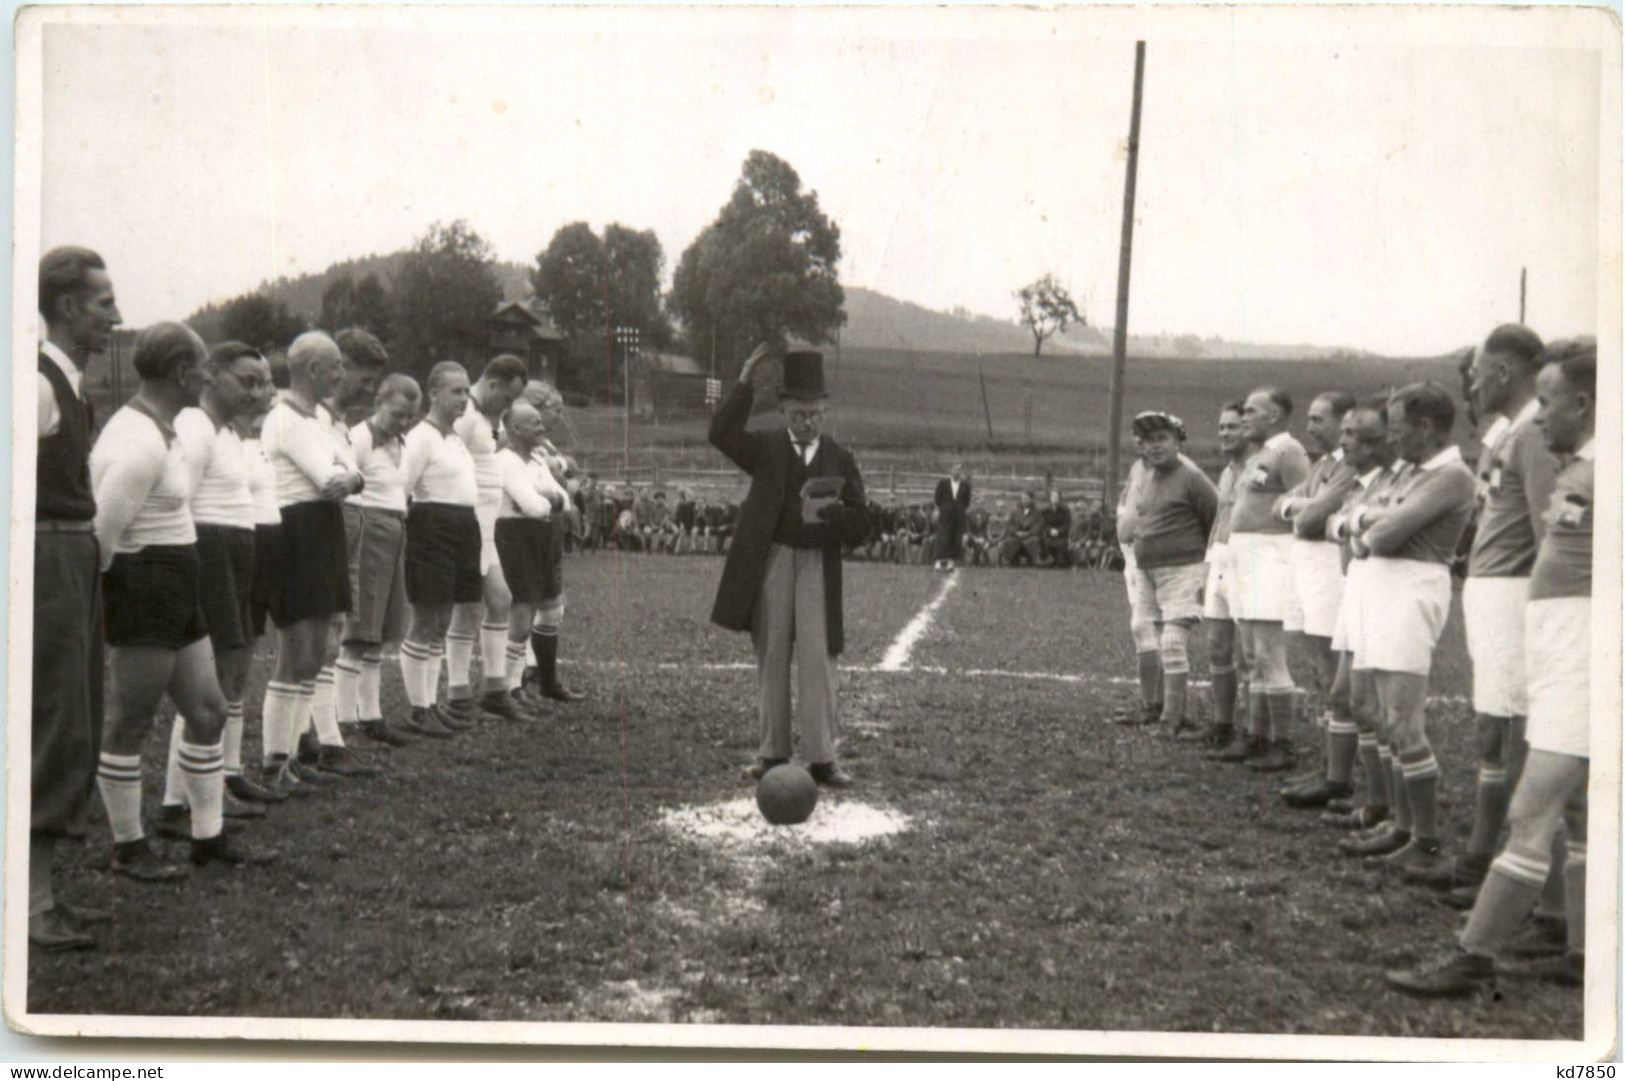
[779,351,829,400]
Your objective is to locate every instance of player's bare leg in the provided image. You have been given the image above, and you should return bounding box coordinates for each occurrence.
[400,603,458,738]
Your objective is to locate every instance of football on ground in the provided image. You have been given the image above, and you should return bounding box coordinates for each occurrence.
[756,764,818,826]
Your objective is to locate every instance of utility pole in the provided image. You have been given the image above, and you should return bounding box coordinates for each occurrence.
[1103,41,1146,514]
[1519,266,1527,323]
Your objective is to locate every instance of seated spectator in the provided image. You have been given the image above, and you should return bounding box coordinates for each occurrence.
[672,488,698,555]
[716,500,738,555]
[615,506,641,551]
[1068,502,1094,568]
[964,504,992,566]
[903,503,931,565]
[1039,489,1073,567]
[998,491,1044,567]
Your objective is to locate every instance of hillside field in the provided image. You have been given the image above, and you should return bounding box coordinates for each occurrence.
[556,346,1468,479]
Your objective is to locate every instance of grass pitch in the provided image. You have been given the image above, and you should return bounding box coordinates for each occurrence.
[29,551,1580,1042]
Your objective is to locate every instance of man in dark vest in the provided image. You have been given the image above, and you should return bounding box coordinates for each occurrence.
[32,247,121,951]
[710,345,870,788]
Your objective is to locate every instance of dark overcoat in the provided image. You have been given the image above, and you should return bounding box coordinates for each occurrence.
[708,382,869,655]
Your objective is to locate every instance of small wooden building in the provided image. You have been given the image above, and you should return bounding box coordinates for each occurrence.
[489,298,567,381]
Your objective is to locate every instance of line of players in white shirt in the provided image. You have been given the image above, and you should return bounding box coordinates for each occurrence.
[87,323,583,883]
[1114,326,1599,999]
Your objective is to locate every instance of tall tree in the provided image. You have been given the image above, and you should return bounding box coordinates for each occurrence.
[320,272,394,340]
[217,293,307,354]
[531,221,672,397]
[1015,274,1084,357]
[392,220,503,380]
[671,150,845,380]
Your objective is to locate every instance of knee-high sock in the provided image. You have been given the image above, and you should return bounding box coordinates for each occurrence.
[261,681,301,762]
[446,630,476,700]
[179,739,225,842]
[1266,691,1296,744]
[398,641,433,710]
[1211,666,1237,728]
[1465,762,1511,861]
[1159,623,1189,725]
[334,657,362,725]
[161,716,186,807]
[1564,840,1586,952]
[506,640,528,691]
[1326,715,1359,785]
[96,752,144,844]
[1375,744,1395,809]
[223,701,245,777]
[429,639,447,704]
[1136,650,1161,710]
[532,624,559,689]
[297,678,318,741]
[311,665,343,746]
[1357,733,1385,807]
[1390,758,1412,832]
[1538,829,1568,919]
[480,622,509,693]
[1401,749,1440,842]
[1247,689,1268,740]
[1461,846,1550,955]
[359,654,383,720]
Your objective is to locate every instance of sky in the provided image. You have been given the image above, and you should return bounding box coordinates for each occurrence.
[28,5,1616,356]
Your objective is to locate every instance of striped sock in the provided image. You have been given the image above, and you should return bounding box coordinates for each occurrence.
[179,739,226,842]
[1467,763,1510,858]
[399,641,433,709]
[161,716,187,807]
[1356,733,1383,806]
[506,641,528,691]
[480,622,509,692]
[1401,750,1441,842]
[261,681,301,762]
[446,630,476,699]
[96,752,144,844]
[1565,840,1587,952]
[223,701,245,776]
[311,665,343,747]
[1326,716,1359,785]
[1462,859,1546,954]
[359,654,384,720]
[334,657,362,725]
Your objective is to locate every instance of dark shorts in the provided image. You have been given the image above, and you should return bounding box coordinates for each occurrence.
[196,524,256,651]
[406,502,482,607]
[270,501,351,629]
[103,544,208,650]
[495,517,561,604]
[250,523,282,639]
[344,507,409,646]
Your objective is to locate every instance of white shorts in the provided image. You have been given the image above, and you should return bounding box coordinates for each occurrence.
[1290,539,1346,640]
[1228,532,1294,623]
[1122,548,1158,652]
[1202,544,1232,621]
[475,502,500,577]
[1352,558,1451,675]
[1332,557,1364,654]
[1463,576,1531,718]
[1525,596,1589,757]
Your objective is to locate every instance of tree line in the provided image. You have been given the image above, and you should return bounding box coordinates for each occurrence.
[187,150,849,399]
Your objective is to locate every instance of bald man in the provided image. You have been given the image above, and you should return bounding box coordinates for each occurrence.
[516,380,585,703]
[92,323,277,880]
[258,332,365,796]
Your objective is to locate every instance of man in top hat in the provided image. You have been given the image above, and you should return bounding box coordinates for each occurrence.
[710,344,871,788]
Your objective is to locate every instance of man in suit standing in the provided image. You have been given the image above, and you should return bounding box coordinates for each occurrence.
[31,247,121,951]
[711,345,871,789]
[932,462,972,571]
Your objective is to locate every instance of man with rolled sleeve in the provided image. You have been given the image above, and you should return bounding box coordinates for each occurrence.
[30,247,121,950]
[711,346,871,789]
[1127,412,1218,734]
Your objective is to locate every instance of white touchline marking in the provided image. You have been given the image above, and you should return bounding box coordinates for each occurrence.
[875,570,962,672]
